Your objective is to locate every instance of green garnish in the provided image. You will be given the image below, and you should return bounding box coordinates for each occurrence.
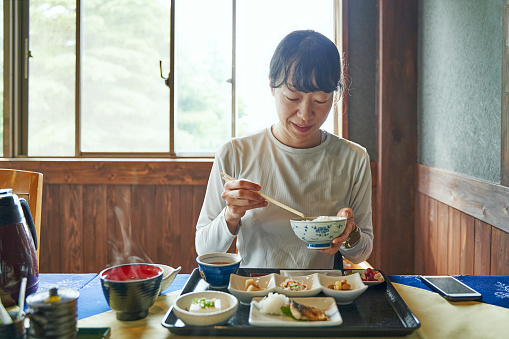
[280,306,293,318]
[191,297,216,309]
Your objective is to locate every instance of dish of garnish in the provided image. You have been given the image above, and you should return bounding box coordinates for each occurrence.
[249,293,342,327]
[273,274,321,297]
[229,273,321,303]
[345,268,385,286]
[317,273,368,304]
[228,273,277,305]
[279,278,309,291]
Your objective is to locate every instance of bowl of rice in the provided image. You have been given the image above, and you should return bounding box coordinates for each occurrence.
[290,216,347,249]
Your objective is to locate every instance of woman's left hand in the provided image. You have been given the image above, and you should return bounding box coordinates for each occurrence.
[318,207,356,255]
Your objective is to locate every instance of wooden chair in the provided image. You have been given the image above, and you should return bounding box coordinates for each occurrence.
[0,169,43,268]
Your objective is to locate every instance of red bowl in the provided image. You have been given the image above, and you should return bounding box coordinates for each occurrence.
[99,263,163,321]
[100,264,162,282]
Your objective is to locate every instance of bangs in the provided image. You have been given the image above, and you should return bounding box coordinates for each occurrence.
[288,58,339,93]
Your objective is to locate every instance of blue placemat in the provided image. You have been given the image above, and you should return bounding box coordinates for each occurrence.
[39,273,191,319]
[388,275,509,309]
[37,273,97,292]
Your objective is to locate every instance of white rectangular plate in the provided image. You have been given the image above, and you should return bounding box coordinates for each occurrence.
[249,297,343,327]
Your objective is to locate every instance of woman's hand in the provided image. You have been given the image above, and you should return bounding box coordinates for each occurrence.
[222,179,268,233]
[319,207,357,255]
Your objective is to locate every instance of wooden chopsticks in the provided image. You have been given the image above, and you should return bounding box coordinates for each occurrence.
[220,172,305,218]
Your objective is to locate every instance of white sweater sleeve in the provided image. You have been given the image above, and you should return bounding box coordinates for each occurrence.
[339,150,374,264]
[195,155,237,255]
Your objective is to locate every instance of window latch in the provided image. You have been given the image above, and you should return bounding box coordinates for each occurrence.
[159,60,171,88]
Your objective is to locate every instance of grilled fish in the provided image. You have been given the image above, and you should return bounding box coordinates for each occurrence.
[289,299,328,321]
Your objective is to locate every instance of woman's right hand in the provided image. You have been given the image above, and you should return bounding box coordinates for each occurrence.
[221,179,268,233]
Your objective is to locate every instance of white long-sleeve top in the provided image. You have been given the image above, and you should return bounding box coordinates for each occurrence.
[195,127,373,269]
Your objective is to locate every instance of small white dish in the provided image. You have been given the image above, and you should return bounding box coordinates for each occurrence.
[173,291,238,326]
[317,273,368,305]
[274,274,322,297]
[344,269,385,286]
[249,297,342,327]
[157,264,182,293]
[280,270,343,277]
[228,273,277,305]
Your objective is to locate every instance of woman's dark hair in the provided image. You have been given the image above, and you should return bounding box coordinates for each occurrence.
[269,30,342,94]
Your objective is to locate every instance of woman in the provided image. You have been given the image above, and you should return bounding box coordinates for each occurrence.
[195,30,373,269]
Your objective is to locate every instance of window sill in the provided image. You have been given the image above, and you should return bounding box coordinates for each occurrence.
[0,158,214,185]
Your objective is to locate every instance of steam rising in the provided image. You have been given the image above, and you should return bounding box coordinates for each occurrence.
[108,205,154,268]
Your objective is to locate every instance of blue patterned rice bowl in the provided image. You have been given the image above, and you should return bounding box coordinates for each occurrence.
[290,217,347,249]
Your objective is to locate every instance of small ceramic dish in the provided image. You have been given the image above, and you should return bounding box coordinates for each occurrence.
[173,291,238,326]
[156,264,182,293]
[273,274,322,297]
[228,273,277,305]
[344,269,385,286]
[317,273,368,305]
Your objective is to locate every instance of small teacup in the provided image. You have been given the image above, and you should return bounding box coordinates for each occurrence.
[99,263,163,321]
[196,253,241,289]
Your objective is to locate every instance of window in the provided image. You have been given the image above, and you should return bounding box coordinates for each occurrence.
[0,3,3,157]
[4,0,341,158]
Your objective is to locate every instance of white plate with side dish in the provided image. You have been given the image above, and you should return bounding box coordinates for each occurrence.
[249,296,342,327]
[344,268,385,286]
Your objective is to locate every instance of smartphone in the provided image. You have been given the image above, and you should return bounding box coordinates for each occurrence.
[420,275,482,301]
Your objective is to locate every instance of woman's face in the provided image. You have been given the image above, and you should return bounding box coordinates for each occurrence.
[271,84,334,149]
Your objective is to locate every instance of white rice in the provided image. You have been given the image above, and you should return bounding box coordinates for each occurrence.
[254,292,289,315]
[313,216,336,221]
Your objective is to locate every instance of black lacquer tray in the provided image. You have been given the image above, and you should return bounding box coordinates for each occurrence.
[161,268,420,337]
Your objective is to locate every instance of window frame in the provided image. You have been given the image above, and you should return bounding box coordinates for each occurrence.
[3,0,345,159]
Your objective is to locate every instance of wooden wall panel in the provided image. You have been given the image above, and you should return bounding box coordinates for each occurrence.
[83,185,109,273]
[106,185,133,268]
[415,164,509,276]
[60,185,83,273]
[414,193,509,276]
[436,201,449,275]
[413,191,424,273]
[417,164,509,233]
[447,207,462,275]
[428,198,438,275]
[491,227,509,275]
[474,220,491,275]
[132,185,157,263]
[0,160,213,185]
[41,185,61,272]
[420,195,430,274]
[459,213,475,274]
[155,186,180,269]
